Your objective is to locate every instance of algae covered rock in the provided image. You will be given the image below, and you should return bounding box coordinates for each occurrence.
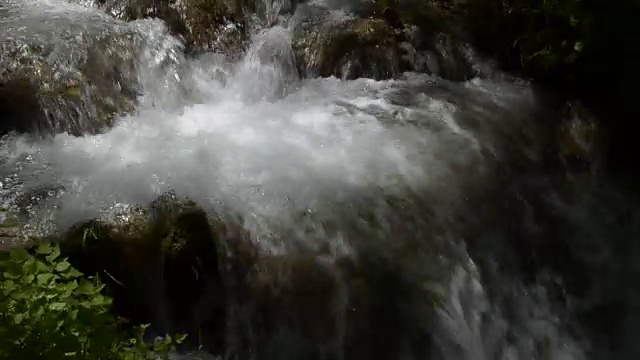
[291,5,417,80]
[93,0,247,54]
[0,37,138,135]
[222,235,442,359]
[0,5,148,136]
[45,191,446,358]
[394,0,480,80]
[57,195,228,352]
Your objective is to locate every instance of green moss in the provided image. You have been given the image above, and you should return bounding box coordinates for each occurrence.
[0,217,19,228]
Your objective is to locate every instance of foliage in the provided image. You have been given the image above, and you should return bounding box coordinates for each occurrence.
[0,243,186,359]
[456,0,640,168]
[459,0,639,89]
[460,0,583,83]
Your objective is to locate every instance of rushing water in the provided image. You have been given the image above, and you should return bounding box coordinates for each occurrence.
[2,0,639,359]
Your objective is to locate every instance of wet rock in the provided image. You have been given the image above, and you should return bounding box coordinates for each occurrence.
[394,0,479,80]
[290,3,478,81]
[56,195,227,353]
[556,100,605,177]
[360,0,480,81]
[0,24,140,135]
[0,225,20,253]
[414,33,478,81]
[222,237,441,359]
[91,0,247,55]
[291,5,418,80]
[236,253,347,359]
[41,190,446,358]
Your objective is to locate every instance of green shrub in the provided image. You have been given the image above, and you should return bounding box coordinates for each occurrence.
[0,243,185,359]
[461,0,585,83]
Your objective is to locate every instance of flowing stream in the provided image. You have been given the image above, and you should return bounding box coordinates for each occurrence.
[1,0,639,359]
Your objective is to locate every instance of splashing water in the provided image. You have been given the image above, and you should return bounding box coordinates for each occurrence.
[0,1,601,359]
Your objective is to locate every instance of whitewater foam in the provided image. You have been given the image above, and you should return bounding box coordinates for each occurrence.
[2,24,540,246]
[0,2,599,359]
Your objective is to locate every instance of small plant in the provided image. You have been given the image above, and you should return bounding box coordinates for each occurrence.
[0,243,186,359]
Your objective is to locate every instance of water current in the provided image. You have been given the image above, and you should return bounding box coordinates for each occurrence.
[1,0,639,359]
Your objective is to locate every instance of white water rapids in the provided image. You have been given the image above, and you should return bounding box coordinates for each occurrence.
[0,0,616,359]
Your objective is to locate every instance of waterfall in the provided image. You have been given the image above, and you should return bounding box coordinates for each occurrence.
[1,0,637,359]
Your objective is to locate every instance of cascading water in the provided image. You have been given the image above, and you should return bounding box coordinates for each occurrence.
[1,0,638,359]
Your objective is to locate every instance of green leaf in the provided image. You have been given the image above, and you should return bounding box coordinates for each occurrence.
[2,267,21,279]
[90,294,112,307]
[23,274,35,284]
[2,279,16,292]
[35,260,50,273]
[78,278,97,295]
[162,334,173,346]
[55,261,71,273]
[22,258,36,273]
[13,313,24,324]
[9,247,29,261]
[50,302,67,311]
[175,333,187,344]
[36,243,53,255]
[37,273,55,285]
[60,267,83,279]
[45,246,61,263]
[59,281,79,299]
[569,15,579,27]
[32,306,45,321]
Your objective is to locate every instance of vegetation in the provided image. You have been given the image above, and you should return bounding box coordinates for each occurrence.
[0,243,185,359]
[456,0,640,171]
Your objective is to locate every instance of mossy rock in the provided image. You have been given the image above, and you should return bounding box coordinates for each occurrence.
[359,0,479,81]
[42,192,445,358]
[56,195,227,352]
[96,0,247,55]
[292,9,417,80]
[290,3,474,81]
[556,101,605,174]
[0,32,138,136]
[223,239,441,359]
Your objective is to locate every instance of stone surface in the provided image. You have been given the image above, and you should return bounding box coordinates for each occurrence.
[91,0,248,55]
[0,4,161,135]
[57,195,227,352]
[291,5,418,80]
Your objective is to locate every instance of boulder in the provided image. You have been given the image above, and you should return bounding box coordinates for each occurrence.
[41,191,445,358]
[0,35,139,136]
[56,195,229,353]
[92,0,247,55]
[290,3,480,81]
[413,32,478,81]
[291,5,418,80]
[223,236,441,359]
[556,100,605,176]
[0,5,151,136]
[393,0,479,80]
